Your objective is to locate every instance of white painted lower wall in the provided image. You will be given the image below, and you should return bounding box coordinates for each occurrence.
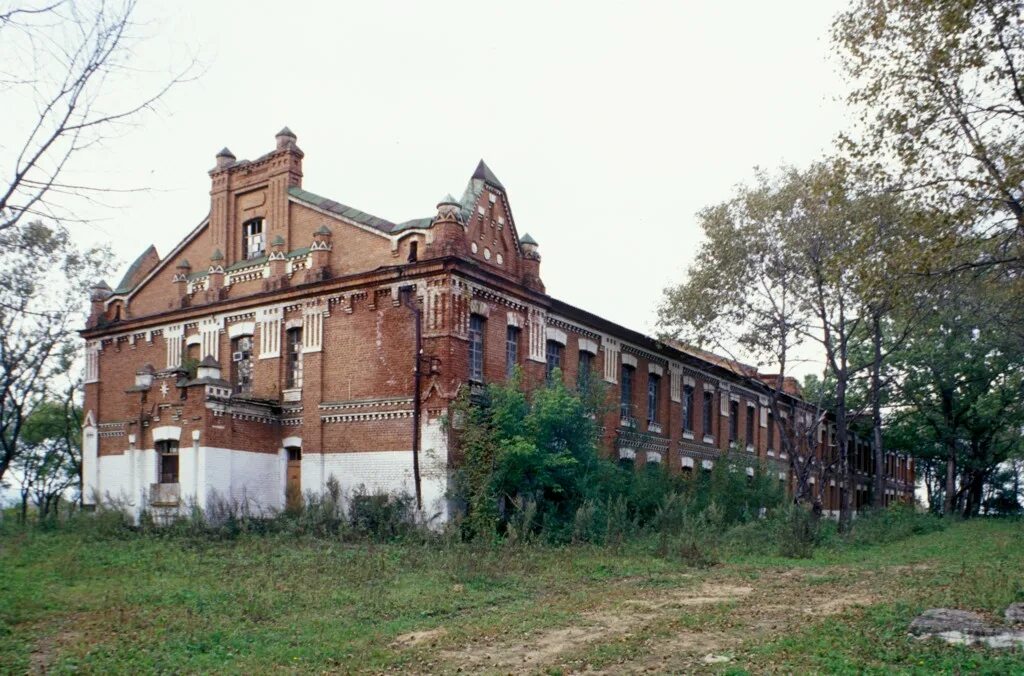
[302,418,450,523]
[84,418,451,523]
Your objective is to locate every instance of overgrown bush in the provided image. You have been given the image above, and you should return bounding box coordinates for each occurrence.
[844,504,945,546]
[774,504,821,559]
[348,487,415,541]
[449,374,785,550]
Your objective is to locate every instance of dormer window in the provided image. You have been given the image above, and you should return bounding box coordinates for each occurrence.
[243,218,265,260]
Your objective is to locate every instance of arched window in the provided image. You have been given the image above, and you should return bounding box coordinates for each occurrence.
[243,218,266,260]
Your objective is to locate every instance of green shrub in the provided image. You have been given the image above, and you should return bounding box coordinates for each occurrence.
[775,504,821,559]
[348,487,415,541]
[844,504,945,546]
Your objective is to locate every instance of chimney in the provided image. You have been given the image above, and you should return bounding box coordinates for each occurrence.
[519,234,544,292]
[173,259,192,307]
[206,249,225,300]
[275,126,297,151]
[88,280,112,327]
[427,194,467,258]
[215,147,235,171]
[304,225,332,283]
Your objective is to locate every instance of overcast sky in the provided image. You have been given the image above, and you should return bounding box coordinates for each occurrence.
[65,0,849,375]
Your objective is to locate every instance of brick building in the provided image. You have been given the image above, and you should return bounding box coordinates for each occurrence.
[81,129,914,520]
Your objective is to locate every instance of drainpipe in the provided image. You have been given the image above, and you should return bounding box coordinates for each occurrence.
[400,286,424,512]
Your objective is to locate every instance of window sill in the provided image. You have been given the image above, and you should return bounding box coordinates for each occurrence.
[682,431,694,440]
[283,388,302,403]
[767,449,775,457]
[703,435,715,445]
[620,417,637,429]
[746,445,755,453]
[647,422,662,434]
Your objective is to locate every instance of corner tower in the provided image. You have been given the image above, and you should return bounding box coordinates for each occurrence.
[208,128,304,266]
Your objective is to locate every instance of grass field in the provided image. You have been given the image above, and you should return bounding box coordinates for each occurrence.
[1,518,1022,674]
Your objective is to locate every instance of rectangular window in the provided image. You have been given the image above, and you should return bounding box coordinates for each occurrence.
[577,350,593,391]
[647,374,660,424]
[746,404,755,447]
[620,365,635,420]
[682,385,694,432]
[545,340,563,382]
[469,314,485,383]
[505,326,519,379]
[286,327,303,389]
[157,440,179,484]
[243,218,265,260]
[231,335,254,394]
[729,400,739,442]
[767,411,775,451]
[703,390,714,438]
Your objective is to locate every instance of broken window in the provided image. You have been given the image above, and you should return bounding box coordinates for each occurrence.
[157,440,179,484]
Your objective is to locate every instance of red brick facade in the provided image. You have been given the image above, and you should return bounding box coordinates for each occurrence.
[81,129,914,518]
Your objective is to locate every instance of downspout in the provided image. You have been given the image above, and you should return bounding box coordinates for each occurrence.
[401,286,424,511]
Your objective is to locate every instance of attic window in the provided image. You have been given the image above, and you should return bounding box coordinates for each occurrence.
[497,217,505,227]
[488,193,497,204]
[477,206,485,215]
[243,218,265,260]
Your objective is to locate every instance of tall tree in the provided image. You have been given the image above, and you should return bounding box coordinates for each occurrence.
[0,0,194,232]
[12,394,82,521]
[0,221,109,484]
[887,270,1024,515]
[662,161,922,529]
[834,0,1024,264]
[659,167,829,508]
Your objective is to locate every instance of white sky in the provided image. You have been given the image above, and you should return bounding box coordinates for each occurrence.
[66,0,848,376]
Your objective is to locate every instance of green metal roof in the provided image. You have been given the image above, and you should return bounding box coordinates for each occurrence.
[289,159,507,236]
[225,256,267,271]
[289,187,396,233]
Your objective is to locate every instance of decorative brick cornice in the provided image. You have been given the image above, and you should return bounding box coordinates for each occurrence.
[321,410,414,424]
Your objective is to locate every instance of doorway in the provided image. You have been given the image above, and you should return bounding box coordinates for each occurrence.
[286,446,301,511]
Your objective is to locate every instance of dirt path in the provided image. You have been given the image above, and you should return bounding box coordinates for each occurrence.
[402,564,894,674]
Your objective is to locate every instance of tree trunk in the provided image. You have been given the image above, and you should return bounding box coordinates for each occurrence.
[836,374,854,533]
[960,470,983,518]
[1015,460,1022,512]
[944,436,957,516]
[871,311,885,509]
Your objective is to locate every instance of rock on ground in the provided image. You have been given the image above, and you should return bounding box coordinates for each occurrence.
[910,607,1024,649]
[1005,603,1024,625]
[909,609,999,637]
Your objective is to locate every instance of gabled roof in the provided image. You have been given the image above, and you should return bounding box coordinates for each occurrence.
[288,187,397,233]
[113,245,160,294]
